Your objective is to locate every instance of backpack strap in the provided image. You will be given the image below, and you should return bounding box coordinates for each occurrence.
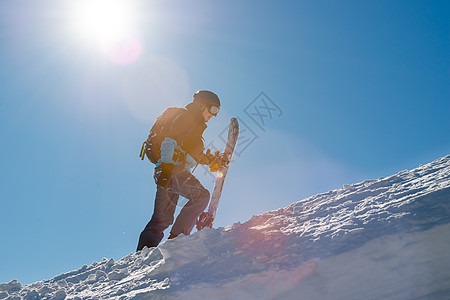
[139,140,148,160]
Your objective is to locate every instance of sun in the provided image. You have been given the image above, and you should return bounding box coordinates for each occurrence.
[70,0,136,43]
[68,0,143,64]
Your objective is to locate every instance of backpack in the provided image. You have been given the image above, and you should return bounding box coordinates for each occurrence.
[139,107,186,164]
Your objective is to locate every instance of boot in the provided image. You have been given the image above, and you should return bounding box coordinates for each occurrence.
[168,232,178,240]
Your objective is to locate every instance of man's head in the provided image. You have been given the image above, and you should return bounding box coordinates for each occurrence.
[193,90,220,122]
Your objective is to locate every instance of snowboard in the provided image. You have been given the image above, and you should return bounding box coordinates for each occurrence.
[196,117,239,230]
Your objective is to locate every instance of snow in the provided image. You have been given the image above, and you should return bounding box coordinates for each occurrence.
[1,155,449,299]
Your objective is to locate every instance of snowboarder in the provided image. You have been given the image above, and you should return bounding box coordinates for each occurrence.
[137,90,225,251]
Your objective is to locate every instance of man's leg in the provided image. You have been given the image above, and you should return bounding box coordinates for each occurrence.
[137,186,179,251]
[169,167,210,237]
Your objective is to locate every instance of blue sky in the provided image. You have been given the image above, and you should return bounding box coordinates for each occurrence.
[1,0,449,284]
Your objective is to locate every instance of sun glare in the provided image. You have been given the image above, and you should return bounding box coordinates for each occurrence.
[68,0,143,64]
[71,0,135,43]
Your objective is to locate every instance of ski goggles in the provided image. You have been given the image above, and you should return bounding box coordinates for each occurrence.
[209,105,220,116]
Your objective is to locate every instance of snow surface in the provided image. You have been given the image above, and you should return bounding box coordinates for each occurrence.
[2,155,450,300]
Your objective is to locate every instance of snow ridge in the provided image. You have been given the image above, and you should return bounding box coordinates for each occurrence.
[2,155,449,299]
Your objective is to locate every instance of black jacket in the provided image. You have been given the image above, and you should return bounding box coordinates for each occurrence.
[167,103,207,162]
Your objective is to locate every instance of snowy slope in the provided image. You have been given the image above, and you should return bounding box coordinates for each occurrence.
[2,155,449,300]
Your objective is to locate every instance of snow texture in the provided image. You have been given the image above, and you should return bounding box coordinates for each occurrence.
[2,155,450,299]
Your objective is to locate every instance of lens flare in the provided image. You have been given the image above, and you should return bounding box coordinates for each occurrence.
[102,38,143,65]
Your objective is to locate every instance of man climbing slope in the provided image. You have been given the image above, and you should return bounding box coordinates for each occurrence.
[137,90,224,251]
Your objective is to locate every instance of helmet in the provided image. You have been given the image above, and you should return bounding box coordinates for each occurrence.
[193,90,220,115]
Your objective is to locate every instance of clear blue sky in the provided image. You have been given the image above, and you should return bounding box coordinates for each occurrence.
[1,0,449,284]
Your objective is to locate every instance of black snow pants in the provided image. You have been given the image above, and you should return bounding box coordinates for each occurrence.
[137,165,210,251]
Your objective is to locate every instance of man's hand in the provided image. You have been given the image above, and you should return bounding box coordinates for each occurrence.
[201,149,229,172]
[209,161,221,172]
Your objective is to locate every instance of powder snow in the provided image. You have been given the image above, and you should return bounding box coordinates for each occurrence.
[1,155,449,299]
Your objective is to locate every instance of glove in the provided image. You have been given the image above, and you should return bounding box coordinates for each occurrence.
[197,152,211,166]
[160,138,177,164]
[200,149,229,172]
[209,161,221,172]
